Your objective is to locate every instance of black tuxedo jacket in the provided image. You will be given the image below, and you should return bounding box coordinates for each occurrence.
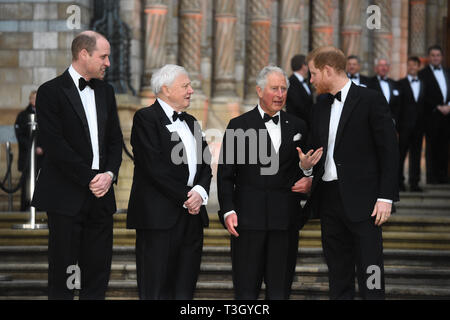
[286,74,314,127]
[31,69,123,216]
[304,83,399,222]
[368,76,401,124]
[348,73,370,87]
[418,65,450,116]
[126,100,212,230]
[397,77,426,134]
[217,107,308,231]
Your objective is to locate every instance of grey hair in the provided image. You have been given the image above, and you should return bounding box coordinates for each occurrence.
[151,64,188,95]
[256,65,290,91]
[374,58,390,66]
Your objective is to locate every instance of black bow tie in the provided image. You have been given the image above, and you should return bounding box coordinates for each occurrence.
[411,78,419,82]
[348,74,358,80]
[79,78,95,91]
[333,91,341,102]
[263,113,279,124]
[433,66,441,71]
[379,77,388,82]
[172,111,187,122]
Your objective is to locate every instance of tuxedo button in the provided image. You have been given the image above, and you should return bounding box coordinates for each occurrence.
[336,163,341,167]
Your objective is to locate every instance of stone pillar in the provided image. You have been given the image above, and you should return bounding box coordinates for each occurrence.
[178,0,203,92]
[140,0,168,104]
[341,0,362,57]
[279,0,303,74]
[212,0,237,98]
[409,0,427,57]
[372,0,393,63]
[244,0,271,107]
[311,0,335,49]
[390,0,408,80]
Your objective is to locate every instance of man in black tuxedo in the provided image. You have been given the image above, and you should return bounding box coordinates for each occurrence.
[217,66,319,300]
[368,58,401,125]
[32,31,123,299]
[127,64,212,300]
[15,90,44,211]
[397,56,426,192]
[303,46,399,300]
[418,45,450,184]
[286,54,314,127]
[346,55,370,87]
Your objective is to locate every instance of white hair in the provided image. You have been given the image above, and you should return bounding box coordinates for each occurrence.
[151,64,188,95]
[374,58,390,66]
[256,65,290,91]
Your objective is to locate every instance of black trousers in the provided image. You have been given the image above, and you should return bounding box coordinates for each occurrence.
[47,193,113,300]
[318,181,385,300]
[135,212,203,300]
[231,228,299,300]
[426,111,450,184]
[398,126,424,187]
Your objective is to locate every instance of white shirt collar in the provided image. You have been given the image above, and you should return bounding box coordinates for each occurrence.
[335,79,352,104]
[257,104,280,120]
[408,74,419,82]
[68,64,84,89]
[158,98,183,123]
[294,72,305,83]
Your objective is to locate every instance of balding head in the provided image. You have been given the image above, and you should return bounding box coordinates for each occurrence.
[71,31,108,61]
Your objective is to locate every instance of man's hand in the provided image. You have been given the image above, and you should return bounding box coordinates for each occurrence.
[371,201,392,226]
[437,105,450,116]
[89,173,113,198]
[184,190,202,215]
[297,147,323,170]
[225,213,239,237]
[36,147,44,156]
[291,177,313,193]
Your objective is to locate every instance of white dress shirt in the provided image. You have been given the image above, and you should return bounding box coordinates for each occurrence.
[302,79,392,204]
[258,105,281,153]
[378,76,391,103]
[431,65,448,103]
[68,65,99,170]
[294,72,312,96]
[348,73,361,86]
[158,98,208,205]
[407,75,421,102]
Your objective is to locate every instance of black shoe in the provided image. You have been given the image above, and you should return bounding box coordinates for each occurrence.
[410,185,423,192]
[399,184,406,192]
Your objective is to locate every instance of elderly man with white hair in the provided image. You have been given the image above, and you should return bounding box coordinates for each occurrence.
[217,65,319,299]
[127,64,212,300]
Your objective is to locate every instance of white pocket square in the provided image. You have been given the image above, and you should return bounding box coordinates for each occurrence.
[293,133,302,141]
[393,89,399,96]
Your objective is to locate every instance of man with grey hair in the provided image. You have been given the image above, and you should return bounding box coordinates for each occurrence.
[368,58,401,125]
[217,65,319,299]
[127,64,212,299]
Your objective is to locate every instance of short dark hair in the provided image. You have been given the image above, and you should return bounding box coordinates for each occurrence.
[347,55,360,63]
[71,31,107,61]
[407,56,421,65]
[427,44,443,55]
[291,54,306,71]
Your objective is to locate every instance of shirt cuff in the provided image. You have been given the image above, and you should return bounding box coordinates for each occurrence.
[191,185,208,205]
[105,171,115,181]
[299,162,313,177]
[377,198,393,204]
[223,210,236,220]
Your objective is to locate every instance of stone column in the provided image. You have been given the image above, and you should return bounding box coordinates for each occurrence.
[311,0,335,49]
[178,0,203,92]
[244,0,271,106]
[140,0,168,103]
[409,0,427,57]
[341,0,362,57]
[372,0,393,63]
[279,0,303,74]
[212,0,237,98]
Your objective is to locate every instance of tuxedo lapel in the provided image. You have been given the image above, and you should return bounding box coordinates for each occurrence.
[278,112,293,160]
[93,80,107,158]
[335,83,360,151]
[61,70,92,148]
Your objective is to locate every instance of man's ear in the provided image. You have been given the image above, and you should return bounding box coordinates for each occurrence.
[256,86,263,99]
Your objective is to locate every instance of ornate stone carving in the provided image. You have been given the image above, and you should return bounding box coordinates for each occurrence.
[311,0,334,49]
[279,0,303,73]
[341,0,362,56]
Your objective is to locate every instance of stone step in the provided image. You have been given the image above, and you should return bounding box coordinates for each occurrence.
[2,246,450,267]
[1,279,449,300]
